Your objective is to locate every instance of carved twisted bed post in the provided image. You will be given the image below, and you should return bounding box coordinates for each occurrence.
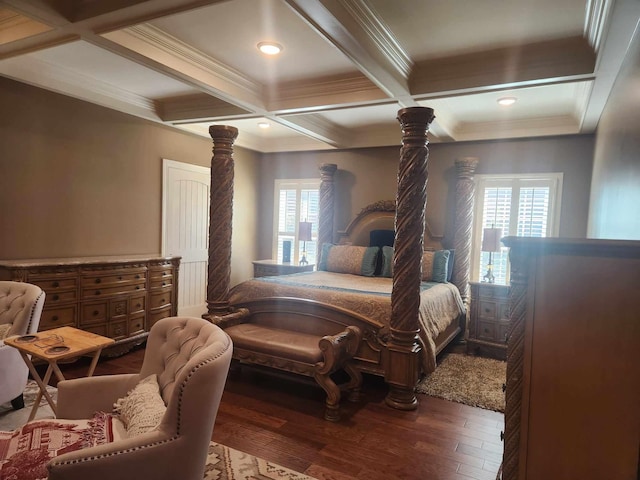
[501,242,529,480]
[385,107,434,410]
[452,157,479,320]
[318,163,337,251]
[203,125,238,320]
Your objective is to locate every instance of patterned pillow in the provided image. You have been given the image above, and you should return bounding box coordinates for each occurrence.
[380,247,450,283]
[113,374,166,437]
[318,244,379,276]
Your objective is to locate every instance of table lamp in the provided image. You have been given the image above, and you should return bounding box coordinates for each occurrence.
[481,227,502,283]
[299,221,312,265]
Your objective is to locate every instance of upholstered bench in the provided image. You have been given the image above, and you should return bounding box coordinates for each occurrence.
[212,309,362,422]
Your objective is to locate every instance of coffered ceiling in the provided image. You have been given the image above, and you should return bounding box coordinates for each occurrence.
[1,0,638,152]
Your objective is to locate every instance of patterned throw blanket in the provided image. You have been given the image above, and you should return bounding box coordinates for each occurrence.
[228,271,465,372]
[0,412,123,480]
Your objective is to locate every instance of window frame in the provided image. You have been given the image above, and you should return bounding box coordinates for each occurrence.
[471,172,563,284]
[272,178,321,264]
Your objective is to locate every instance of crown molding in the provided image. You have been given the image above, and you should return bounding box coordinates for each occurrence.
[158,93,248,122]
[584,0,613,54]
[0,54,159,120]
[454,115,581,141]
[103,24,265,111]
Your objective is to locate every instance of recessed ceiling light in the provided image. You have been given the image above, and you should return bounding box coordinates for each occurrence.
[257,121,270,129]
[497,96,517,106]
[257,42,282,55]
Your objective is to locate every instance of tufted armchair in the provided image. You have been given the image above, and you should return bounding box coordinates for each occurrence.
[47,316,233,480]
[0,281,46,409]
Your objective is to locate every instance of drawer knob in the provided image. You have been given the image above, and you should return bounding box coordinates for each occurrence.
[500,431,504,441]
[118,276,123,280]
[52,281,59,288]
[502,383,506,392]
[484,328,490,333]
[135,275,140,279]
[95,290,101,295]
[52,315,58,321]
[136,303,141,308]
[135,286,140,290]
[95,278,101,284]
[484,308,490,313]
[161,298,166,303]
[93,310,99,316]
[52,294,59,301]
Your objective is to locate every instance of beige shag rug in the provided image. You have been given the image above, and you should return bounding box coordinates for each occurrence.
[416,353,506,412]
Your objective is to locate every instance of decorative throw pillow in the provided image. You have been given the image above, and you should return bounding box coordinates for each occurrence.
[380,245,394,278]
[113,374,166,437]
[380,247,450,283]
[0,323,11,340]
[318,244,379,276]
[421,250,450,283]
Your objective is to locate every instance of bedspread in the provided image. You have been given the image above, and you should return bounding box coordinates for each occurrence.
[228,271,465,372]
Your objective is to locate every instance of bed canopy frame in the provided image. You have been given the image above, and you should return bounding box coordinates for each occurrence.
[202,107,478,410]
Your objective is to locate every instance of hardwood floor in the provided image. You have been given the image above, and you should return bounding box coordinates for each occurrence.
[52,346,504,480]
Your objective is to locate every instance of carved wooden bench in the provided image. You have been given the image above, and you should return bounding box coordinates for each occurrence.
[211,301,363,422]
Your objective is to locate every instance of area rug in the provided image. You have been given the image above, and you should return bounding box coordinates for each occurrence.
[0,380,57,431]
[1,383,316,480]
[416,353,506,412]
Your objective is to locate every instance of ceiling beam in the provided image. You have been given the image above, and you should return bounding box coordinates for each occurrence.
[285,0,412,98]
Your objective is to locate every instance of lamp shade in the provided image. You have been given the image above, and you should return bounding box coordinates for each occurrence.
[299,221,313,241]
[481,227,502,252]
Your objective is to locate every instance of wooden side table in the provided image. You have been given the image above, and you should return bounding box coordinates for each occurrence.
[4,326,115,421]
[466,282,510,360]
[252,260,315,277]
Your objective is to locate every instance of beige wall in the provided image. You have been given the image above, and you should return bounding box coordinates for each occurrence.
[0,77,259,286]
[588,28,640,240]
[259,134,594,258]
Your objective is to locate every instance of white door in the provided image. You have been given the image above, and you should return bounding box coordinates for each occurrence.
[162,159,210,317]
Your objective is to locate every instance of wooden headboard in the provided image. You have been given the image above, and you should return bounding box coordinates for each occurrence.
[336,200,443,248]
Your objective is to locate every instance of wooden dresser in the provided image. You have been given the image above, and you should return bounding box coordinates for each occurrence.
[467,282,510,360]
[501,237,639,480]
[0,255,180,355]
[252,259,314,277]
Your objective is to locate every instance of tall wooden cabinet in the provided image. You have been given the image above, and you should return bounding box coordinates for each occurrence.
[0,255,180,355]
[501,237,639,480]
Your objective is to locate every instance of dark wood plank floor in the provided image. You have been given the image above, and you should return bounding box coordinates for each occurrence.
[52,346,504,480]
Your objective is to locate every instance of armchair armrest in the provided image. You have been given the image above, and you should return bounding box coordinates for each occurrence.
[56,374,139,419]
[315,326,362,375]
[47,429,178,480]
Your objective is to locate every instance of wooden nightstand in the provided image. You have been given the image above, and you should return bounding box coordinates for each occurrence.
[467,282,510,360]
[252,260,315,278]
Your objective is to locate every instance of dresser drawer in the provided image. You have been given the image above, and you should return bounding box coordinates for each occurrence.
[45,289,77,304]
[129,294,145,313]
[34,277,78,291]
[150,277,172,290]
[478,283,509,299]
[81,271,145,287]
[40,306,76,329]
[80,302,107,325]
[478,321,497,341]
[110,299,128,318]
[82,281,146,299]
[148,306,172,329]
[149,268,173,280]
[149,289,172,309]
[478,300,498,320]
[128,314,145,335]
[498,303,510,321]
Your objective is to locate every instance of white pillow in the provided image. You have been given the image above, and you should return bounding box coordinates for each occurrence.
[113,374,166,437]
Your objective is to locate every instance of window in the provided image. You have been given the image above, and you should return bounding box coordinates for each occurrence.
[273,179,320,265]
[472,173,563,284]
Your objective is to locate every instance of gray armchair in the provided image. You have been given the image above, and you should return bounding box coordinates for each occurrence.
[47,316,233,480]
[0,281,46,409]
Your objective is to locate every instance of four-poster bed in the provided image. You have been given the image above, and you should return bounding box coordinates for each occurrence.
[203,107,478,410]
